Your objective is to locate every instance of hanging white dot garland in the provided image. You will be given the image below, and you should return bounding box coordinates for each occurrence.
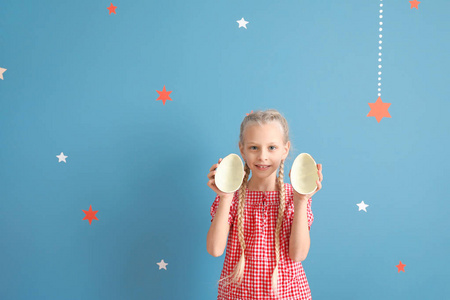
[378,1,383,97]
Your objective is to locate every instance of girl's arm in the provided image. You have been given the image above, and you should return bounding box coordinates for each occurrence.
[207,194,233,257]
[288,195,311,262]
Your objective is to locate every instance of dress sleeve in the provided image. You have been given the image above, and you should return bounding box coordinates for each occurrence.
[210,193,238,226]
[286,195,314,231]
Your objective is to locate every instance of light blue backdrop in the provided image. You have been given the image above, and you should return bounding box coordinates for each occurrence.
[1,0,449,299]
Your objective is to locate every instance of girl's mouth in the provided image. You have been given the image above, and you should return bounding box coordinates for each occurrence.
[256,165,270,170]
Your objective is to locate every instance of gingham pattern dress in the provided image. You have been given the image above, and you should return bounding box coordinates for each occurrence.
[210,183,314,300]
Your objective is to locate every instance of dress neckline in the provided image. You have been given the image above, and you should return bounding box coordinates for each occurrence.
[245,183,288,193]
[246,188,278,193]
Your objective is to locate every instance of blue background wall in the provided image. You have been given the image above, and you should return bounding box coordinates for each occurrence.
[1,0,449,299]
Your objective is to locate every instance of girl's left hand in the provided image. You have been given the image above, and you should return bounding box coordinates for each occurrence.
[289,164,323,201]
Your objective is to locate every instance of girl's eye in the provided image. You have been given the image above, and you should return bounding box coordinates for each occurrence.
[250,146,276,150]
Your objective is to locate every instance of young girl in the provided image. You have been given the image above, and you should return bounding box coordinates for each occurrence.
[206,109,323,299]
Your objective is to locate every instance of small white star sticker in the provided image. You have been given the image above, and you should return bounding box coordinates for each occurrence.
[237,18,249,29]
[56,152,68,163]
[157,259,168,270]
[0,67,6,80]
[357,201,369,212]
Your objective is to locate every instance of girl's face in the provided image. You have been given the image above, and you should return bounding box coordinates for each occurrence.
[238,122,290,178]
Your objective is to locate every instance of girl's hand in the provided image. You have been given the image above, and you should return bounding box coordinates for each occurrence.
[289,163,323,201]
[207,158,235,198]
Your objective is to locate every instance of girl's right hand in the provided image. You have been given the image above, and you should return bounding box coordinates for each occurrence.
[207,158,235,198]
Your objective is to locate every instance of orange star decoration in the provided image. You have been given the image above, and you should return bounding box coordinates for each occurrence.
[396,261,406,273]
[82,205,99,225]
[0,67,6,80]
[409,0,420,9]
[246,110,254,116]
[367,96,391,123]
[107,3,117,14]
[156,85,173,105]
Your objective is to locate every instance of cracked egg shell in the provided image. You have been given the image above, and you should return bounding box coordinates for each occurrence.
[215,153,245,193]
[290,153,319,195]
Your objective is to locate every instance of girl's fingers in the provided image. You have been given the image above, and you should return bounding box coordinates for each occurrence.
[210,159,222,172]
[316,164,323,182]
[207,169,217,179]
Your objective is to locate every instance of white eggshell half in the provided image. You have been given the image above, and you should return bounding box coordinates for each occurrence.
[290,153,319,195]
[215,153,245,193]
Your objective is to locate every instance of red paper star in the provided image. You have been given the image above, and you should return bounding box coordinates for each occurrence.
[396,261,406,272]
[82,205,99,225]
[409,0,420,9]
[246,110,254,116]
[107,3,117,14]
[0,67,6,80]
[367,96,391,123]
[156,85,173,105]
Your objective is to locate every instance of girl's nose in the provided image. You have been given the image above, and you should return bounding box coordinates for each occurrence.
[258,150,268,160]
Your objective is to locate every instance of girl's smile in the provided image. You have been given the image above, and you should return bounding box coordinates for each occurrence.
[255,164,271,170]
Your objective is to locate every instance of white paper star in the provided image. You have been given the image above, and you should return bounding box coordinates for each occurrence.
[237,18,249,29]
[56,152,68,163]
[357,201,369,212]
[157,259,168,270]
[0,68,6,80]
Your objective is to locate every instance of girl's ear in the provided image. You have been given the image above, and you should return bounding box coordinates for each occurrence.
[238,142,245,161]
[283,141,291,160]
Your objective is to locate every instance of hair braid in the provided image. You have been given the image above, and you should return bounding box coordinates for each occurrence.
[270,159,286,298]
[217,162,251,292]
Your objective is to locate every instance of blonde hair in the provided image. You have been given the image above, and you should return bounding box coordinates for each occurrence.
[217,109,293,297]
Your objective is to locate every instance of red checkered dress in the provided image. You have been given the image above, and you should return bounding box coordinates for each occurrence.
[210,183,314,300]
[211,183,314,300]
